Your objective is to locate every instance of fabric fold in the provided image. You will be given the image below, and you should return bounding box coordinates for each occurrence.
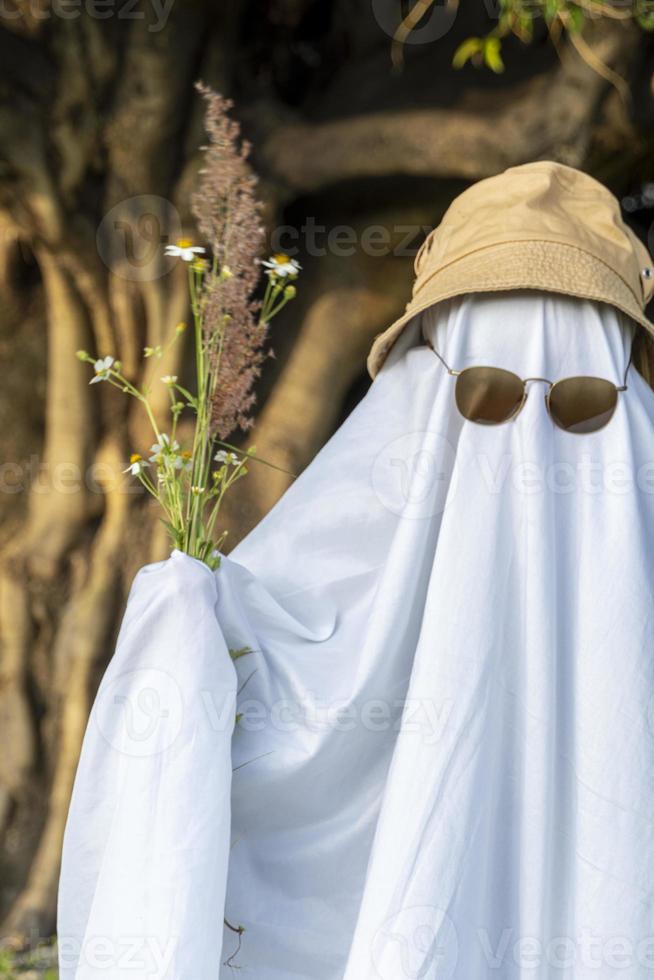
[60,292,654,980]
[58,552,237,980]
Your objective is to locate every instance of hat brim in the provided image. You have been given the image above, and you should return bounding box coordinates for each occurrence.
[367,240,654,378]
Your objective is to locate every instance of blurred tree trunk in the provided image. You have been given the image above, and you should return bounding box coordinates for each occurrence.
[0,0,652,940]
[0,4,237,938]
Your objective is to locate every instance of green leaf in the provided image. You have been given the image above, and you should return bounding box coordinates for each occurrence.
[637,0,654,29]
[452,37,484,69]
[0,952,14,979]
[543,0,561,24]
[159,518,183,548]
[565,3,585,33]
[518,9,534,40]
[483,36,505,73]
[230,646,253,661]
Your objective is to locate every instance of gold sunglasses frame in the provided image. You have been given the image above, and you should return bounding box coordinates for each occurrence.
[422,331,632,434]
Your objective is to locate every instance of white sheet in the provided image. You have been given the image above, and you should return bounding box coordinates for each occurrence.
[59,292,654,980]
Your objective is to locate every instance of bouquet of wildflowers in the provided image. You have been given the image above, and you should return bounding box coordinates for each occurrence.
[78,85,299,569]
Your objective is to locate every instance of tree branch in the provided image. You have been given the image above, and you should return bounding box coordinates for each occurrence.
[256,23,638,194]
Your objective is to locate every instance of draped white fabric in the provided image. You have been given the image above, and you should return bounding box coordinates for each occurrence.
[57,555,237,980]
[59,293,654,980]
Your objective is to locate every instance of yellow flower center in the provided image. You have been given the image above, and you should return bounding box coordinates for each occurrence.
[176,238,194,249]
[130,453,142,463]
[272,253,290,265]
[181,451,192,460]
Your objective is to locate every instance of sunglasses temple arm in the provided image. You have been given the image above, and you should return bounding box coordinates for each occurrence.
[422,320,633,390]
[421,325,456,374]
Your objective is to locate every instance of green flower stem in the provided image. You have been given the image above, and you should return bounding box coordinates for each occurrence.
[259,275,297,324]
[204,463,247,543]
[262,295,292,323]
[171,382,197,408]
[185,262,213,556]
[136,469,159,500]
[104,371,164,444]
[215,440,296,477]
[82,244,300,567]
[260,278,282,321]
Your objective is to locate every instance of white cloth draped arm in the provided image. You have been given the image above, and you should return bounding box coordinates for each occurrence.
[57,552,237,980]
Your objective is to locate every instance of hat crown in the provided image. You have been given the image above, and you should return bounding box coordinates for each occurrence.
[414,161,654,306]
[367,161,654,379]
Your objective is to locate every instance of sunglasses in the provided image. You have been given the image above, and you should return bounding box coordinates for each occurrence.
[423,332,631,434]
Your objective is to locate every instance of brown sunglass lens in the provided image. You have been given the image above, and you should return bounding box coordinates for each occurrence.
[548,377,618,433]
[455,367,525,424]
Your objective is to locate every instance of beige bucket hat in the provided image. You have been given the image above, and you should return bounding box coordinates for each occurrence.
[367,161,654,378]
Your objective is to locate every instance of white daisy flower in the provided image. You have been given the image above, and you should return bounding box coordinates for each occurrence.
[164,239,206,263]
[161,375,178,386]
[123,454,149,476]
[262,253,301,278]
[174,451,193,472]
[214,450,240,466]
[149,435,180,463]
[90,355,114,384]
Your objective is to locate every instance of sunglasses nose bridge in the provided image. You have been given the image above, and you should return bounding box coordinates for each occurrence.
[514,378,554,426]
[522,377,553,406]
